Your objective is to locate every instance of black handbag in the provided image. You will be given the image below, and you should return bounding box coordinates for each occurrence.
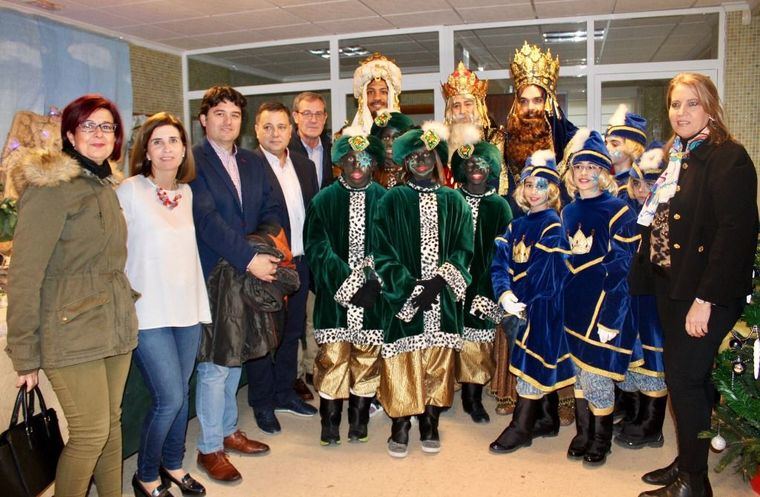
[0,386,64,497]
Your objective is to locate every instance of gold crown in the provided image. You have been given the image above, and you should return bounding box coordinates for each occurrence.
[510,42,560,102]
[569,226,594,255]
[442,62,489,100]
[512,235,531,264]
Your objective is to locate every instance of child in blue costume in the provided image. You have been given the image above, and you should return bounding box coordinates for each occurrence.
[605,104,647,199]
[614,142,669,450]
[489,149,575,454]
[561,129,640,467]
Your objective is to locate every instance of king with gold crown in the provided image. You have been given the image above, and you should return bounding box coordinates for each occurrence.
[442,62,506,189]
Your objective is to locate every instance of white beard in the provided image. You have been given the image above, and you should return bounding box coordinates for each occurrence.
[447,122,484,159]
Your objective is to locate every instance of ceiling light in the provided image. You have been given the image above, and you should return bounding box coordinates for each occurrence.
[543,29,604,43]
[308,46,371,60]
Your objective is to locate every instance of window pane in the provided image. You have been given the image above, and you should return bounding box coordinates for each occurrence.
[345,89,434,128]
[188,41,331,91]
[454,23,589,72]
[190,91,332,149]
[601,79,671,143]
[339,32,439,78]
[485,76,588,129]
[594,13,719,64]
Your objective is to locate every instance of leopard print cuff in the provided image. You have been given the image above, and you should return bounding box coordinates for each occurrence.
[470,295,506,324]
[314,328,384,346]
[334,267,366,308]
[435,262,468,302]
[396,284,423,322]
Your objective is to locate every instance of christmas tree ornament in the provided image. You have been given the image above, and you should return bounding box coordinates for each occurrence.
[729,338,743,350]
[711,434,727,451]
[732,358,745,375]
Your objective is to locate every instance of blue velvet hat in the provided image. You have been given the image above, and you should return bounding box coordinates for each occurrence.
[568,129,612,171]
[606,104,647,147]
[520,149,560,185]
[630,141,665,181]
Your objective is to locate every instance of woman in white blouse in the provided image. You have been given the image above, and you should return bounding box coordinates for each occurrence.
[117,112,211,497]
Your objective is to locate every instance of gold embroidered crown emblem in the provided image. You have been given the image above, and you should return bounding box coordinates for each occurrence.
[569,226,594,255]
[512,235,531,264]
[442,61,489,99]
[510,41,560,103]
[374,111,391,128]
[421,129,441,151]
[348,135,370,152]
[457,144,475,159]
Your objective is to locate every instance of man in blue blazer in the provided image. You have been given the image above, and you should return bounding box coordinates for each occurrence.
[191,86,280,481]
[246,101,320,433]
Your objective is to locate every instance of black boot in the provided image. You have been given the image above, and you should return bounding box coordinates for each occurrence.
[613,389,641,434]
[532,391,560,438]
[567,398,594,459]
[418,405,442,453]
[347,394,372,443]
[583,413,613,466]
[615,394,667,449]
[387,416,411,458]
[461,383,490,424]
[642,458,679,486]
[319,398,342,446]
[489,397,540,454]
[638,471,712,497]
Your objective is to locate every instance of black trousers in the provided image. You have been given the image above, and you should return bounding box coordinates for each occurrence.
[246,257,310,410]
[656,295,743,474]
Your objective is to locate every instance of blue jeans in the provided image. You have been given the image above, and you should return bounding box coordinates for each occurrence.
[195,362,241,454]
[134,324,201,482]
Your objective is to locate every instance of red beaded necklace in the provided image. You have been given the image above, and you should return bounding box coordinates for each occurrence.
[151,177,181,209]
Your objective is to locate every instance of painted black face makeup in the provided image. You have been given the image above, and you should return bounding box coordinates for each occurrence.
[379,126,401,164]
[405,148,437,181]
[464,156,490,188]
[340,150,375,188]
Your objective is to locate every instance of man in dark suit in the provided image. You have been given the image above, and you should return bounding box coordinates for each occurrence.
[288,91,333,189]
[247,101,320,433]
[190,86,278,481]
[288,91,334,401]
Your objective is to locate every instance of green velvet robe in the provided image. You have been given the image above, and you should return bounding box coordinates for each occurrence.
[304,179,387,345]
[459,188,513,341]
[373,182,474,358]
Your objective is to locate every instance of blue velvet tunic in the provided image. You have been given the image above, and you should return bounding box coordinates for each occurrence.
[561,192,641,380]
[491,209,575,392]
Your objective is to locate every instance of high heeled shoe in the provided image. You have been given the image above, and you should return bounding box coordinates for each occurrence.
[159,466,207,496]
[132,474,171,497]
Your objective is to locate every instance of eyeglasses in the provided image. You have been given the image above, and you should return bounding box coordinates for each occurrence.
[296,111,326,120]
[78,120,118,133]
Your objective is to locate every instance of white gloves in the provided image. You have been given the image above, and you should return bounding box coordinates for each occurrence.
[499,291,526,317]
[597,327,619,344]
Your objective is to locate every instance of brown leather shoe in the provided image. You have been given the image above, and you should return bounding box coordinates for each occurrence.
[294,377,314,401]
[196,451,241,482]
[223,430,271,455]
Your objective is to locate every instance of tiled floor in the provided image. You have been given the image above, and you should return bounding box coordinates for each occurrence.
[119,391,756,497]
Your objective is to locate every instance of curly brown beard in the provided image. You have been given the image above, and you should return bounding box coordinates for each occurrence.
[506,110,553,177]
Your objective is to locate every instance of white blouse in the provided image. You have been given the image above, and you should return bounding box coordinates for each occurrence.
[116,175,211,330]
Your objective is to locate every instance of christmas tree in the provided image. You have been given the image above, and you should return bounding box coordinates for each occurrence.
[701,242,760,484]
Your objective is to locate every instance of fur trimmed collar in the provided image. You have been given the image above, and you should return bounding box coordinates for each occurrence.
[11,149,122,197]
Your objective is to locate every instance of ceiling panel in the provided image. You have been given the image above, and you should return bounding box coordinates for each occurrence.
[284,1,376,22]
[458,4,536,23]
[386,10,463,28]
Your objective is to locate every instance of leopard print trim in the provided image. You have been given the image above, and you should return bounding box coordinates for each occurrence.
[470,295,506,324]
[314,328,384,346]
[381,331,463,358]
[436,262,467,302]
[463,326,496,343]
[334,267,366,308]
[464,194,481,234]
[345,190,367,330]
[396,284,424,322]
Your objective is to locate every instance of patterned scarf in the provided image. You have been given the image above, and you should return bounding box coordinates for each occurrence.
[637,127,709,226]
